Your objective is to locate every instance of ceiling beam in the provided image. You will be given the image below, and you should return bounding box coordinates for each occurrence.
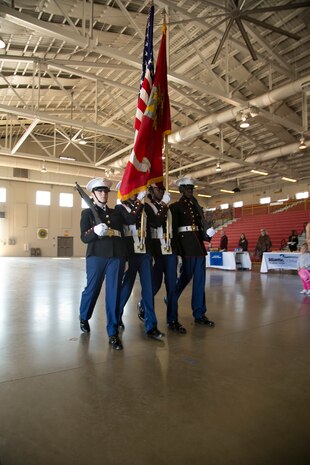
[0,103,132,140]
[11,119,39,154]
[0,5,246,107]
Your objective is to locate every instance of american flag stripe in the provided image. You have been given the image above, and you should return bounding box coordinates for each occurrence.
[134,2,154,133]
[139,80,151,105]
[134,73,153,133]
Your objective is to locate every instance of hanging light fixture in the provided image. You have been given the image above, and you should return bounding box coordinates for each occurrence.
[59,156,76,161]
[41,162,47,173]
[251,169,268,176]
[249,106,259,117]
[220,189,235,194]
[78,134,87,145]
[299,135,307,150]
[216,129,224,172]
[0,37,6,49]
[215,160,221,172]
[239,113,250,129]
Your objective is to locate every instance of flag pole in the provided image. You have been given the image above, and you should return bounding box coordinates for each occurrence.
[137,0,154,252]
[164,134,169,189]
[162,9,171,252]
[162,8,169,192]
[164,133,171,252]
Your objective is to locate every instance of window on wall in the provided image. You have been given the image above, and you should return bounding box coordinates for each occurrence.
[59,193,73,207]
[36,190,51,206]
[295,191,309,200]
[260,197,271,204]
[0,187,6,202]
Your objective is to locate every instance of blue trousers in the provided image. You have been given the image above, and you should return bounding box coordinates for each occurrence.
[141,254,178,323]
[176,256,207,319]
[119,254,157,332]
[79,256,125,337]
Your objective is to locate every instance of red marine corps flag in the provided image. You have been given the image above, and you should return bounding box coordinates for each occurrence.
[119,14,171,201]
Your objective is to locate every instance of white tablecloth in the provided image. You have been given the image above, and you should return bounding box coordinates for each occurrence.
[260,252,300,273]
[206,251,252,270]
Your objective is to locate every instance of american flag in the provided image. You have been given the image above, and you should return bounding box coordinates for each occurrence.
[134,1,154,134]
[118,19,171,201]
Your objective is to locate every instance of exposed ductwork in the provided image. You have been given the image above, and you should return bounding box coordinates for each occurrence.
[168,74,310,144]
[0,154,111,180]
[188,141,309,179]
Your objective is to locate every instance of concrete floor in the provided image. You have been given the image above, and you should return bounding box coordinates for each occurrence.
[0,257,309,465]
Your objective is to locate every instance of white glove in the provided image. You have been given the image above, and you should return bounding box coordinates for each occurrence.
[161,192,171,205]
[94,223,108,237]
[206,227,216,238]
[137,191,147,201]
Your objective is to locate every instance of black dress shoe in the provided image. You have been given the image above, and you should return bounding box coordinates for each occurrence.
[109,335,123,350]
[118,319,125,329]
[195,316,215,327]
[147,327,165,341]
[168,321,187,334]
[80,318,90,333]
[137,302,145,321]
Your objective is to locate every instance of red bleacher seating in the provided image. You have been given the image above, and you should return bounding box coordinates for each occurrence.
[210,209,310,253]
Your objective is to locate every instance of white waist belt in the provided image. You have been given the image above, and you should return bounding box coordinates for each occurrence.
[178,226,199,233]
[106,229,121,237]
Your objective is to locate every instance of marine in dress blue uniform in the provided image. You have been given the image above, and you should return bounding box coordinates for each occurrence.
[170,177,215,327]
[115,188,164,341]
[79,177,135,350]
[140,183,186,334]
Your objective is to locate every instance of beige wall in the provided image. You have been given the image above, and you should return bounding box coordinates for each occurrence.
[0,179,119,257]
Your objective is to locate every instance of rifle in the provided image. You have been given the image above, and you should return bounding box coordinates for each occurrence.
[138,208,146,252]
[164,134,171,253]
[75,182,102,225]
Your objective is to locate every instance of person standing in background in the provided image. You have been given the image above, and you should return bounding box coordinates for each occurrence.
[219,229,228,251]
[238,233,248,251]
[255,228,272,260]
[287,229,298,252]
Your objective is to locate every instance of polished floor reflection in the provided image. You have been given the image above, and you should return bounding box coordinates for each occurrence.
[0,258,309,465]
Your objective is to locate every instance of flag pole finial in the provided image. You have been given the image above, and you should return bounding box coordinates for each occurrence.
[161,9,167,33]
